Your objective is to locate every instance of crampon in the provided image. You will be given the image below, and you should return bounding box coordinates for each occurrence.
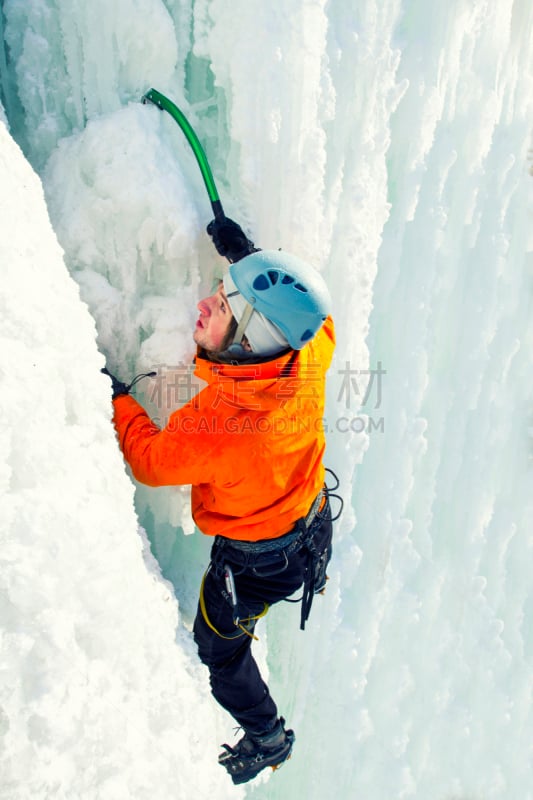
[218,718,295,785]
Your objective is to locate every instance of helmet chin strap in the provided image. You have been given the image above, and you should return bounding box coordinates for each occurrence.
[231,300,255,349]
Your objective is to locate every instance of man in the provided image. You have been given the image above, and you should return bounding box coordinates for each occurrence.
[106,220,337,784]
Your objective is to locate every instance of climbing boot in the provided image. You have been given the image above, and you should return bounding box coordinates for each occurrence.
[218,718,295,785]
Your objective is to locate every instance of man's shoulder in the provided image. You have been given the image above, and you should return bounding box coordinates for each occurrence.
[308,316,335,367]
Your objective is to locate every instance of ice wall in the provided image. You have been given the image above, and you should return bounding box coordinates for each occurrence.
[0,121,241,800]
[1,0,183,168]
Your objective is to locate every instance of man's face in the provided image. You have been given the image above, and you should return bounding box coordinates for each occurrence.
[193,282,233,352]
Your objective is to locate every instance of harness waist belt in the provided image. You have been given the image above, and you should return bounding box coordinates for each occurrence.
[215,489,325,554]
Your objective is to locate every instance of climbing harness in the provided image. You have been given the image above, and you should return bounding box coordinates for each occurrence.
[200,468,343,638]
[284,468,343,630]
[199,565,269,641]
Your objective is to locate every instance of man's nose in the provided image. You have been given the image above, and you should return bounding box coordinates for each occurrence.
[197,296,213,315]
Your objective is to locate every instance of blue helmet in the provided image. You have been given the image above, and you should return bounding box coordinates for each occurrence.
[226,250,331,351]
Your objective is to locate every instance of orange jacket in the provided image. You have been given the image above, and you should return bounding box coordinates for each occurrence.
[112,317,335,541]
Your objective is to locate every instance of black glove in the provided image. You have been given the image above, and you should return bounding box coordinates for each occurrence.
[101,367,130,399]
[206,217,258,263]
[101,367,156,400]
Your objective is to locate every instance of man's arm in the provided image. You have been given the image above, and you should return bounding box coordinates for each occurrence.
[112,393,218,487]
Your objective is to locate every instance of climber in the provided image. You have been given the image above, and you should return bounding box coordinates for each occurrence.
[104,218,337,785]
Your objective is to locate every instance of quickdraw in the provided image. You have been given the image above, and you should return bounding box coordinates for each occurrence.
[199,566,269,641]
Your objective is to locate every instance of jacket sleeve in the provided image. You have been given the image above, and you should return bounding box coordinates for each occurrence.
[112,393,218,487]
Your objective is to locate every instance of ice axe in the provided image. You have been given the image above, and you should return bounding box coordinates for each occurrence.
[142,87,225,222]
[142,88,257,263]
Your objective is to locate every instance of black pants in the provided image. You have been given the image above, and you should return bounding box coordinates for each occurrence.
[193,506,333,736]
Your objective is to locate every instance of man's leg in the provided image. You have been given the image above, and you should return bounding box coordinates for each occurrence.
[193,566,279,735]
[194,513,332,732]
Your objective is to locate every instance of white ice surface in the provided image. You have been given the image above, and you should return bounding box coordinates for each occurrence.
[0,121,242,800]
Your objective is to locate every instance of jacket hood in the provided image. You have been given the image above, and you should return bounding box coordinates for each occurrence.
[194,347,299,411]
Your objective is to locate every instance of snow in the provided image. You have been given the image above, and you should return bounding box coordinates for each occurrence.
[0,120,240,800]
[1,1,532,799]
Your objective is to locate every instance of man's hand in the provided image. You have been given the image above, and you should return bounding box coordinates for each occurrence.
[101,367,157,400]
[206,217,258,263]
[101,367,130,399]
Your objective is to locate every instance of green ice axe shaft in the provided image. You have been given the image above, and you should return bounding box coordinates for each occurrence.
[142,88,225,221]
